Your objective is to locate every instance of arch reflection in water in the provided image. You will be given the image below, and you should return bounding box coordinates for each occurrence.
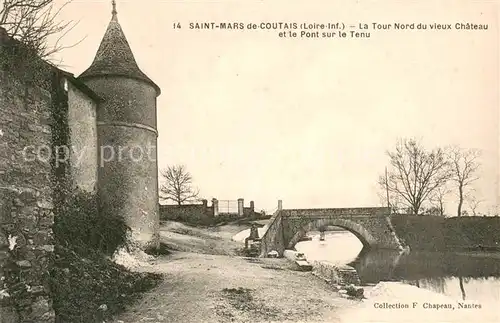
[296,230,500,302]
[350,249,500,302]
[294,228,364,264]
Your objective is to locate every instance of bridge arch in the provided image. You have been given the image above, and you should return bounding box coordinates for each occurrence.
[287,218,377,249]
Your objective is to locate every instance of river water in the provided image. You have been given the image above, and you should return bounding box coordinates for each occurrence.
[295,231,500,303]
[234,228,500,322]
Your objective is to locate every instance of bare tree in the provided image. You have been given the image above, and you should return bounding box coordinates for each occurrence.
[429,185,450,216]
[160,165,200,205]
[449,147,481,217]
[459,277,467,300]
[467,194,483,216]
[378,169,411,214]
[0,0,78,60]
[379,138,451,215]
[378,189,407,214]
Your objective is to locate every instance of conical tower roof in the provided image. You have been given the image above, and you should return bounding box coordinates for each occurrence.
[78,1,160,95]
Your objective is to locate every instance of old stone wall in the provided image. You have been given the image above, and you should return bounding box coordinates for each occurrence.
[82,76,160,247]
[67,81,98,193]
[0,69,55,322]
[311,261,361,286]
[159,203,213,222]
[97,125,159,244]
[259,210,286,257]
[282,215,379,248]
[350,215,401,249]
[83,77,157,129]
[243,206,254,216]
[159,201,263,225]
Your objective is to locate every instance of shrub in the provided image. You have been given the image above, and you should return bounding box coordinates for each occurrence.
[50,245,163,323]
[52,190,130,256]
[50,190,163,322]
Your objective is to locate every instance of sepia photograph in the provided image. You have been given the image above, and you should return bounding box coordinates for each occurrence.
[0,0,499,322]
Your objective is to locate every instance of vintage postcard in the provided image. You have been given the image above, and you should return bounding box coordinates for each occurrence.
[0,0,499,322]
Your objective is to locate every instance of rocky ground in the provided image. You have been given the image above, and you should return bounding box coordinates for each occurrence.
[110,221,358,323]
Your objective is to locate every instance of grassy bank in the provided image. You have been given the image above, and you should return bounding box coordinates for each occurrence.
[50,246,163,322]
[391,215,500,251]
[158,221,251,256]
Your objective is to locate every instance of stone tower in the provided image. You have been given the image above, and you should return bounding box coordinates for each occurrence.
[78,1,161,247]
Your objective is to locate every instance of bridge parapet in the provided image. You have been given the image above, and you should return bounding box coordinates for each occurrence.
[282,207,390,217]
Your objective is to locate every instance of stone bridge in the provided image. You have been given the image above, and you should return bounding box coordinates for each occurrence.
[259,207,404,257]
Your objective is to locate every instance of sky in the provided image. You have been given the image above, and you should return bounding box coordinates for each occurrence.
[50,0,499,214]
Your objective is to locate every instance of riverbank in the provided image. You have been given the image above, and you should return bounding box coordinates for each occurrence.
[109,220,500,322]
[391,215,500,252]
[110,221,358,323]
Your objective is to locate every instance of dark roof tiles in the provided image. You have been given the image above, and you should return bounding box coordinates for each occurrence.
[78,14,160,95]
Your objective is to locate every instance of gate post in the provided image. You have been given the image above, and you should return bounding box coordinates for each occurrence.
[212,198,219,217]
[237,198,244,216]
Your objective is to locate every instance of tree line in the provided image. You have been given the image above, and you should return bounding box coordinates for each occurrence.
[378,138,482,216]
[158,138,486,216]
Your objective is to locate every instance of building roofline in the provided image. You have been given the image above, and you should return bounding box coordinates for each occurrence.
[59,70,103,102]
[78,9,162,97]
[78,72,161,96]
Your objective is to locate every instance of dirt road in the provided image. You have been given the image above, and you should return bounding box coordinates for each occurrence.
[111,222,357,323]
